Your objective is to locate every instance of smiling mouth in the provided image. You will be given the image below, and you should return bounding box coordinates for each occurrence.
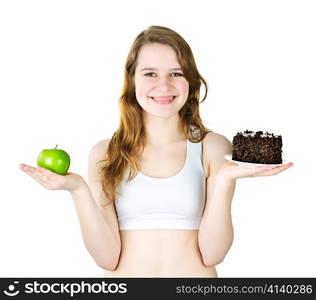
[149,96,176,105]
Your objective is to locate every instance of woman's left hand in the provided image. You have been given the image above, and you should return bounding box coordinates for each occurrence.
[217,161,294,182]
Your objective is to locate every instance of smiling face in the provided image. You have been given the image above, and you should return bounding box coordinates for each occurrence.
[134,43,189,119]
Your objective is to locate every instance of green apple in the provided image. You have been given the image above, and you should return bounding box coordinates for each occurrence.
[37,145,71,175]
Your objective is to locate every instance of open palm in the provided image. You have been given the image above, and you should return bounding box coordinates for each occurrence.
[19,164,84,192]
[218,161,294,181]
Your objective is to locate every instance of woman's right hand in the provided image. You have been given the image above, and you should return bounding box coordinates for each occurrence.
[19,163,85,192]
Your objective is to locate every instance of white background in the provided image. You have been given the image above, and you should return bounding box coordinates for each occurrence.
[1,0,315,277]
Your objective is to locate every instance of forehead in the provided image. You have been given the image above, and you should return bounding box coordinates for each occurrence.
[136,43,181,70]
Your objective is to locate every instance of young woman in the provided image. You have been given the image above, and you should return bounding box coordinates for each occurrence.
[20,25,293,277]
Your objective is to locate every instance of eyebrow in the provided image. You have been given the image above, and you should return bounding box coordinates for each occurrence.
[140,67,183,71]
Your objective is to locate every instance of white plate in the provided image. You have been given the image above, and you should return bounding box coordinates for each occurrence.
[224,154,289,168]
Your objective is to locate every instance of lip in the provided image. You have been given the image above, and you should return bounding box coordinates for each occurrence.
[150,95,176,99]
[150,96,176,105]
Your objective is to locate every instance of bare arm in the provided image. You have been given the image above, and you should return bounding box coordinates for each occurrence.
[74,139,121,270]
[198,175,236,267]
[70,179,121,271]
[198,133,235,267]
[198,133,293,267]
[20,139,121,271]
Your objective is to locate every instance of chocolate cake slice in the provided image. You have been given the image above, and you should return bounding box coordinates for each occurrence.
[232,130,282,164]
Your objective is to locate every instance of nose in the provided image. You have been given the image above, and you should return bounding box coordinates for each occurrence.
[155,76,173,91]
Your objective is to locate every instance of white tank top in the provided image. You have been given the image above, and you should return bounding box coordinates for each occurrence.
[115,140,206,230]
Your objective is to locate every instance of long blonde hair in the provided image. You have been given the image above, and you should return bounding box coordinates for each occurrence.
[98,25,211,206]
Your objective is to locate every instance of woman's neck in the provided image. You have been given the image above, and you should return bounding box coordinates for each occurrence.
[143,113,186,146]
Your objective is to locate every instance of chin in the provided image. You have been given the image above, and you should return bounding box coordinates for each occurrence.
[144,109,180,119]
[141,102,186,119]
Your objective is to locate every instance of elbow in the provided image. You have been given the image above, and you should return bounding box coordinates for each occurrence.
[94,247,121,271]
[95,253,120,271]
[202,254,225,267]
[199,234,234,268]
[96,260,118,271]
[200,244,233,267]
[200,244,231,267]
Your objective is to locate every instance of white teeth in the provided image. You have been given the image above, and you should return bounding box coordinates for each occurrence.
[152,96,174,100]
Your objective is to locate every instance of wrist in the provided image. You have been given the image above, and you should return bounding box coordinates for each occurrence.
[69,178,88,195]
[214,172,236,187]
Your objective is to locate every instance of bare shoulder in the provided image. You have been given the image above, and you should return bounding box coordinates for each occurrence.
[89,139,111,161]
[88,139,111,176]
[202,132,233,176]
[88,138,111,202]
[203,131,232,153]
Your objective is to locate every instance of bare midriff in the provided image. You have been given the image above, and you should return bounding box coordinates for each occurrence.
[103,230,217,278]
